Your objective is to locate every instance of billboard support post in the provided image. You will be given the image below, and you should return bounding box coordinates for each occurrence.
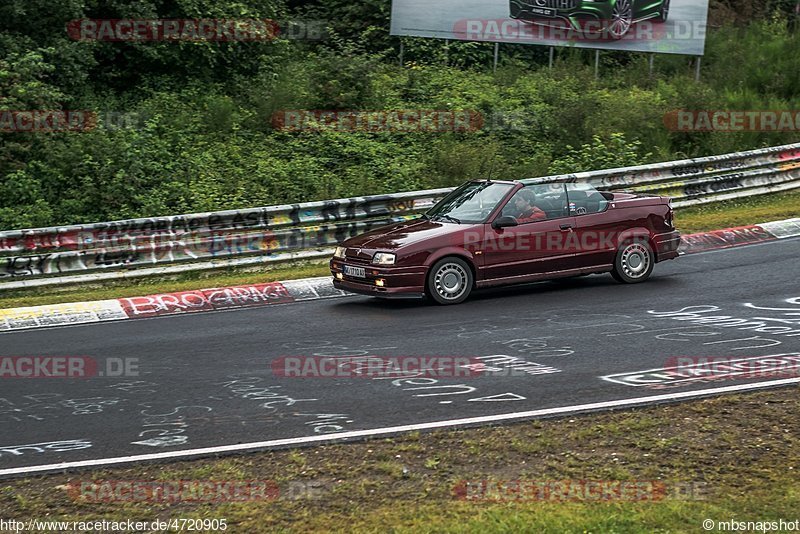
[695,56,702,82]
[595,50,600,79]
[399,41,404,67]
[549,47,554,69]
[444,39,449,66]
[493,42,500,72]
[649,54,655,78]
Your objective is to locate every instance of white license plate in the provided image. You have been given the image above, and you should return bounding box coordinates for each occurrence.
[530,7,555,16]
[343,265,366,278]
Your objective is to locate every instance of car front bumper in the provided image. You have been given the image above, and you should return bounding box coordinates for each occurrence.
[509,0,614,29]
[330,259,426,299]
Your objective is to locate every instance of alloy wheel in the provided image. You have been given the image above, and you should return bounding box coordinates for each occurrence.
[608,0,633,39]
[620,242,651,280]
[433,262,469,302]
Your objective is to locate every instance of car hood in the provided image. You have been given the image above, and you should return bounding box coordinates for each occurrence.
[343,218,463,251]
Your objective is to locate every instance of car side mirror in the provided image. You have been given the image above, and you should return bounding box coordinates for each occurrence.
[492,216,519,230]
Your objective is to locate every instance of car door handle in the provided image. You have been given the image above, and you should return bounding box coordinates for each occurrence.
[560,224,574,231]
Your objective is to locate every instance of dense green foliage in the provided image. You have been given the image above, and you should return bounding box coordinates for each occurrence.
[1,0,799,229]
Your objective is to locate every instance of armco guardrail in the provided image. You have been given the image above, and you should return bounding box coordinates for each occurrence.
[1,142,799,288]
[0,189,450,285]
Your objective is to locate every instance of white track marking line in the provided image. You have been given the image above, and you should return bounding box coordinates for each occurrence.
[2,378,798,477]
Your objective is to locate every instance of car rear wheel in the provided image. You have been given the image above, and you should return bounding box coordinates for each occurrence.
[654,0,670,22]
[608,0,633,39]
[427,257,473,305]
[611,241,654,284]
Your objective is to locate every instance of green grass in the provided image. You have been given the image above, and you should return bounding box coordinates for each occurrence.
[1,388,798,533]
[0,189,798,311]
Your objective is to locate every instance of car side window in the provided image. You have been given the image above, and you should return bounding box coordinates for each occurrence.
[501,184,568,222]
[566,183,609,216]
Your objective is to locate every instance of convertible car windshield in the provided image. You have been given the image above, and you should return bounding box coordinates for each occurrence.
[425,182,514,224]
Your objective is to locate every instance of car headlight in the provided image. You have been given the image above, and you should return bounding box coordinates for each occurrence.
[372,252,396,265]
[333,246,346,259]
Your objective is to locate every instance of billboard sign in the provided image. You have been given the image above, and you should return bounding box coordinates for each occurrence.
[390,0,709,56]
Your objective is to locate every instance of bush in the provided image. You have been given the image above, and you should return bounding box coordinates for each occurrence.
[1,10,799,229]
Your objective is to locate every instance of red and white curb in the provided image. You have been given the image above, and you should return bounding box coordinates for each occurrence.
[679,218,800,254]
[1,218,798,334]
[0,278,346,333]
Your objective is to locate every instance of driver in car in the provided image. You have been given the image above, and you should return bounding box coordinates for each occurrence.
[511,188,547,224]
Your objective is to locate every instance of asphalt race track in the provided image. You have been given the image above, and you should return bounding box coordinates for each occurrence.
[1,238,799,477]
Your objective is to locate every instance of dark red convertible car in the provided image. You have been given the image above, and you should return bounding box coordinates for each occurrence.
[330,178,681,305]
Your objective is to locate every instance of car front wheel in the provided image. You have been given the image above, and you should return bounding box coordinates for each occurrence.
[608,0,633,39]
[427,257,473,305]
[611,241,654,284]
